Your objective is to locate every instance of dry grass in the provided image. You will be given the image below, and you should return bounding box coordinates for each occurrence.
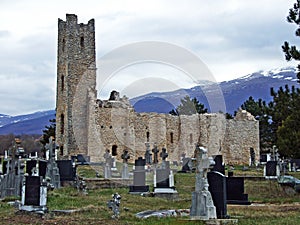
[0,166,300,224]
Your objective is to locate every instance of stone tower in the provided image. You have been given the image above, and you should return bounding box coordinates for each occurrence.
[56,14,96,157]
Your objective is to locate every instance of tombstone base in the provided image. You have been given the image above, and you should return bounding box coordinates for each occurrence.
[188,218,238,224]
[154,191,179,200]
[154,188,178,194]
[190,191,217,220]
[19,205,48,214]
[129,185,149,194]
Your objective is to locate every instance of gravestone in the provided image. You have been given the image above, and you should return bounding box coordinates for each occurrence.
[226,177,250,205]
[26,160,47,179]
[107,193,122,219]
[121,149,130,179]
[144,143,152,165]
[154,148,177,197]
[190,145,217,220]
[129,157,149,194]
[0,158,25,198]
[211,155,225,175]
[207,171,228,219]
[45,137,61,189]
[103,149,112,178]
[180,158,192,173]
[264,161,280,179]
[250,147,256,167]
[152,145,159,165]
[20,175,47,212]
[290,159,300,171]
[56,160,76,181]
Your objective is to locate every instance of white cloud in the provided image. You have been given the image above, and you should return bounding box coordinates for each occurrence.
[0,0,297,115]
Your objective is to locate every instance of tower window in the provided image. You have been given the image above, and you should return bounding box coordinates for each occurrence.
[61,75,64,92]
[60,114,65,135]
[60,146,64,156]
[170,132,174,143]
[146,131,150,142]
[80,36,84,48]
[62,38,65,52]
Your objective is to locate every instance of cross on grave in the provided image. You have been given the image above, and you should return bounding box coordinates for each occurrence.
[144,143,152,165]
[121,149,130,179]
[190,144,217,220]
[121,149,130,164]
[45,137,61,189]
[152,145,159,164]
[103,149,112,178]
[160,148,168,161]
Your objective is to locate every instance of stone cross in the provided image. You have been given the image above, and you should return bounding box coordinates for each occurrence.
[194,145,215,192]
[103,149,112,178]
[160,148,168,161]
[190,144,216,220]
[121,149,130,164]
[144,143,152,165]
[104,149,112,166]
[107,193,122,219]
[152,144,159,164]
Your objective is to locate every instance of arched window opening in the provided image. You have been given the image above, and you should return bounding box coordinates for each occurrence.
[61,75,64,92]
[80,36,84,48]
[60,114,65,135]
[170,132,174,143]
[60,146,64,156]
[189,134,193,145]
[112,145,118,156]
[146,132,150,142]
[62,38,65,52]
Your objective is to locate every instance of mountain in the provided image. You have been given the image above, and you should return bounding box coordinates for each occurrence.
[131,67,300,114]
[0,67,299,135]
[0,110,55,135]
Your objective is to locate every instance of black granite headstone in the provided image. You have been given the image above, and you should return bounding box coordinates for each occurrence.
[260,154,267,163]
[226,177,250,205]
[26,160,47,178]
[211,155,225,175]
[56,160,76,181]
[156,169,170,188]
[2,160,9,175]
[24,176,41,206]
[265,161,277,177]
[129,157,149,193]
[77,154,90,165]
[208,171,228,219]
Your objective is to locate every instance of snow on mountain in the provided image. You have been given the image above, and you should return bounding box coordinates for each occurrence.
[131,67,300,114]
[0,67,299,134]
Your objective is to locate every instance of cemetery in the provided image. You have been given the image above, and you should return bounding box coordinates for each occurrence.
[0,138,300,224]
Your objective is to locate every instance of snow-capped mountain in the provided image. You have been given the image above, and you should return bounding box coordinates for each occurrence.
[131,67,300,114]
[0,67,299,135]
[0,110,55,135]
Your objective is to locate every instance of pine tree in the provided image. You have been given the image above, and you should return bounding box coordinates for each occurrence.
[282,0,300,82]
[40,118,56,146]
[169,96,208,115]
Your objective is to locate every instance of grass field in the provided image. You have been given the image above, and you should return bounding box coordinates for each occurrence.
[0,165,300,224]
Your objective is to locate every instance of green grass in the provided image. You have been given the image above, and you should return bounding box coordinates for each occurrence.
[0,166,300,224]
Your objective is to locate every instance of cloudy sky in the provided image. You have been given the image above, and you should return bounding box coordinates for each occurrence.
[0,0,298,115]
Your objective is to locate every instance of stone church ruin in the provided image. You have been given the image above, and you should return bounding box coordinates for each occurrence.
[55,14,259,165]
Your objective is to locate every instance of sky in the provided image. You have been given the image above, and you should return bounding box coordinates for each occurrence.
[0,0,298,116]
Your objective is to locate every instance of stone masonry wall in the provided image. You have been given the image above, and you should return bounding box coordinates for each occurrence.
[56,14,96,157]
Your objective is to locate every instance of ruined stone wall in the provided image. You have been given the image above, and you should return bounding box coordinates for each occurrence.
[56,14,96,157]
[55,15,260,165]
[223,119,260,165]
[88,103,259,165]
